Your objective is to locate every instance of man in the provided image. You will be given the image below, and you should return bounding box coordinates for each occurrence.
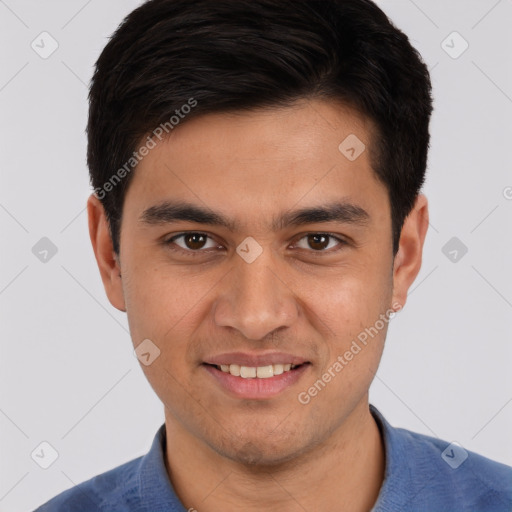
[34,0,512,510]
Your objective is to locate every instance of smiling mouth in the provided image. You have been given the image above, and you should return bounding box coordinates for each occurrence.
[203,362,310,379]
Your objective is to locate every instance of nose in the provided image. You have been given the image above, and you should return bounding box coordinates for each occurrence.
[213,250,299,341]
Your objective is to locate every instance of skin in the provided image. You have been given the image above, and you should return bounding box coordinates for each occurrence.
[88,99,429,511]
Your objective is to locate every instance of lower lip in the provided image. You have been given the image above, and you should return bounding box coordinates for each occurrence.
[203,363,310,400]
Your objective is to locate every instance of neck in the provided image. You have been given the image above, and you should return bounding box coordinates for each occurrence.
[164,399,384,512]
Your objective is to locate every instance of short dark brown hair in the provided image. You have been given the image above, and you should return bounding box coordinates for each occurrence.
[87,0,433,255]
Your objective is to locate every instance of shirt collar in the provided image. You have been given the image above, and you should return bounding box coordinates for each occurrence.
[136,405,413,511]
[370,404,427,511]
[138,423,185,511]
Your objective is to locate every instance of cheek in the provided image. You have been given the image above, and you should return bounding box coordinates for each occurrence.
[122,266,204,403]
[300,261,392,378]
[301,263,390,327]
[121,259,201,346]
[306,282,389,412]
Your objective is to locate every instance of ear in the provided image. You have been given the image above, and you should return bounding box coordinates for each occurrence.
[87,194,126,312]
[391,193,429,310]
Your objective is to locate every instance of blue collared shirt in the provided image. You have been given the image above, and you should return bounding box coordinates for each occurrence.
[33,406,512,511]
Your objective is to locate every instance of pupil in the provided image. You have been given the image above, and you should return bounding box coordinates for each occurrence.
[186,233,206,250]
[309,234,328,250]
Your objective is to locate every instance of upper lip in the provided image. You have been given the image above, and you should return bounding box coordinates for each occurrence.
[204,352,309,367]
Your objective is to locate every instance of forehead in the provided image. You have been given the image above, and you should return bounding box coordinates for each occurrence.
[124,99,388,230]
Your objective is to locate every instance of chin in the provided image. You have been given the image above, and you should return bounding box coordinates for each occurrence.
[215,432,310,469]
[230,446,297,468]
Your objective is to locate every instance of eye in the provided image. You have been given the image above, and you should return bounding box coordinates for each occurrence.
[293,233,346,252]
[166,232,219,252]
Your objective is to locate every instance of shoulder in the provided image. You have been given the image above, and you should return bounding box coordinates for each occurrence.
[32,456,144,511]
[372,406,512,511]
[399,426,512,502]
[33,424,180,511]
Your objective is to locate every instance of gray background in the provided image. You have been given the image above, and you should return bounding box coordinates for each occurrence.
[1,0,511,510]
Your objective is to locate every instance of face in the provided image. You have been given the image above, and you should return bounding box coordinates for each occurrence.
[89,99,426,466]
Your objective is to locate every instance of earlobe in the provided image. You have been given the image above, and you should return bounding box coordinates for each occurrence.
[87,194,127,312]
[391,193,429,310]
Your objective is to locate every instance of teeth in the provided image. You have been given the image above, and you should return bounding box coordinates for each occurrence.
[256,365,273,378]
[273,363,284,375]
[240,366,257,378]
[216,363,301,378]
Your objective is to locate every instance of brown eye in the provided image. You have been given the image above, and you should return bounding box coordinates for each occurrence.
[167,232,218,252]
[183,233,208,250]
[294,233,346,252]
[307,234,330,251]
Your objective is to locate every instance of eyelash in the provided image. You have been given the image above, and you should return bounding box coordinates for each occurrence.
[163,232,348,257]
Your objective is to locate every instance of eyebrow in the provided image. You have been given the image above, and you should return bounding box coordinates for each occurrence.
[139,200,370,231]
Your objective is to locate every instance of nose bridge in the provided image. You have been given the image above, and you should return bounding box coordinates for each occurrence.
[214,247,297,340]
